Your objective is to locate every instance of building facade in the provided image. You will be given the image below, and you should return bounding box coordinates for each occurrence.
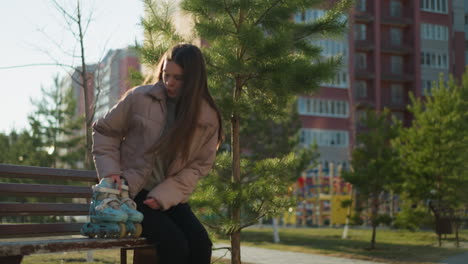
[293,0,467,226]
[72,47,141,121]
[299,0,466,174]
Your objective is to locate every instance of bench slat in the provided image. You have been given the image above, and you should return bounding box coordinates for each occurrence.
[0,203,89,216]
[0,183,92,198]
[0,238,149,257]
[0,164,97,182]
[0,223,84,238]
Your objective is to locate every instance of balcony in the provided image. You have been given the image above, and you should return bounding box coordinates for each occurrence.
[381,72,414,83]
[381,15,413,27]
[382,97,408,111]
[381,6,413,26]
[355,11,374,23]
[381,42,413,55]
[355,68,375,80]
[354,98,376,109]
[355,40,374,51]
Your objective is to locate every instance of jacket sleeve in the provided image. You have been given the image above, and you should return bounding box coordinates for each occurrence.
[148,123,219,210]
[92,90,134,180]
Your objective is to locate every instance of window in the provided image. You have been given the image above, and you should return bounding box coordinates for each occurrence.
[391,56,403,74]
[356,110,367,126]
[297,97,349,118]
[390,0,402,17]
[421,50,449,69]
[391,84,404,103]
[354,24,366,41]
[390,27,402,45]
[314,39,348,57]
[421,79,435,96]
[356,0,366,11]
[355,53,367,69]
[421,0,448,14]
[322,70,349,88]
[295,9,326,23]
[300,129,349,147]
[355,81,367,98]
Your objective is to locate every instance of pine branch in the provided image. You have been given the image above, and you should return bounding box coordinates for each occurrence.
[253,0,284,26]
[223,0,238,30]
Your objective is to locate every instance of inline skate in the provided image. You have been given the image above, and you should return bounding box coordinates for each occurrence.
[120,179,144,238]
[81,178,128,238]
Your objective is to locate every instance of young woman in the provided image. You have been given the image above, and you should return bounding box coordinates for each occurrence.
[92,43,223,264]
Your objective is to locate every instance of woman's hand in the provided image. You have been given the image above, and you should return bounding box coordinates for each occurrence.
[144,197,161,210]
[106,174,122,191]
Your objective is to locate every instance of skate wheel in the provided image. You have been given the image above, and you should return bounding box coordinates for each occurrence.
[118,223,127,238]
[133,223,143,238]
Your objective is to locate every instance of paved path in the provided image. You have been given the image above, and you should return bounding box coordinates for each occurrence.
[440,252,468,264]
[212,243,383,264]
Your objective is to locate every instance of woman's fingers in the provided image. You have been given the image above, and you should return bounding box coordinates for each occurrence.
[143,198,160,210]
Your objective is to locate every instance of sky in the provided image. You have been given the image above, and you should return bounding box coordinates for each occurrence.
[0,0,144,133]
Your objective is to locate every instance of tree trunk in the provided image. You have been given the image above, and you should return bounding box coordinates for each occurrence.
[272,217,280,243]
[370,224,377,249]
[342,204,351,239]
[76,1,94,169]
[230,81,242,264]
[230,229,241,264]
[370,196,378,249]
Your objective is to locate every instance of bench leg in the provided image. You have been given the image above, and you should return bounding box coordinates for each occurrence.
[120,248,127,264]
[0,255,23,264]
[133,246,157,264]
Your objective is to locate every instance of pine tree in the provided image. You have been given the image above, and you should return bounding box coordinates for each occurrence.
[141,1,353,263]
[28,75,85,169]
[343,109,401,249]
[0,130,52,168]
[394,74,468,246]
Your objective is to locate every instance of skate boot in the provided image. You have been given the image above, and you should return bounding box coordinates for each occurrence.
[81,178,128,238]
[120,179,144,238]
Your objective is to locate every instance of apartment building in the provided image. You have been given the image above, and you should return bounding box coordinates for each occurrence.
[72,47,140,121]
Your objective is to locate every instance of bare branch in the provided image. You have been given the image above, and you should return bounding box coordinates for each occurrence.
[51,0,78,24]
[0,63,75,70]
[32,27,78,58]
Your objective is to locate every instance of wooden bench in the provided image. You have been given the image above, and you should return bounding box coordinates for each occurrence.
[0,164,154,264]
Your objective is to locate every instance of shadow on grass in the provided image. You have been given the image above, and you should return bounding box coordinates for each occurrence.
[238,230,467,263]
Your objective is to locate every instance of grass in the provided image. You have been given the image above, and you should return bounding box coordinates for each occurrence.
[22,227,468,264]
[215,227,468,264]
[22,249,236,264]
[22,250,132,264]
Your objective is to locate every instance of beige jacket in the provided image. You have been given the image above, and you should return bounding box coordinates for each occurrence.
[92,82,219,210]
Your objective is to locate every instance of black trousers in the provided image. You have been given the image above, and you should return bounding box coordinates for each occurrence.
[134,190,212,264]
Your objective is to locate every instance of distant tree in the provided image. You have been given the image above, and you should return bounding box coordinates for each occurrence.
[0,130,52,168]
[46,0,103,169]
[28,75,85,169]
[394,75,468,246]
[343,109,401,249]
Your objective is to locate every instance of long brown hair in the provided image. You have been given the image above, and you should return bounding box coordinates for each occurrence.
[150,43,223,162]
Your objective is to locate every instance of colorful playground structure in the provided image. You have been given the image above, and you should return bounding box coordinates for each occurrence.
[283,163,353,227]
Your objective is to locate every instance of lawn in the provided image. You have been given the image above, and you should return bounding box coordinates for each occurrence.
[22,250,233,264]
[22,227,468,264]
[215,227,468,264]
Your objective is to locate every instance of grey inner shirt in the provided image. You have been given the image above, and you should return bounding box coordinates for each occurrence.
[144,95,178,191]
